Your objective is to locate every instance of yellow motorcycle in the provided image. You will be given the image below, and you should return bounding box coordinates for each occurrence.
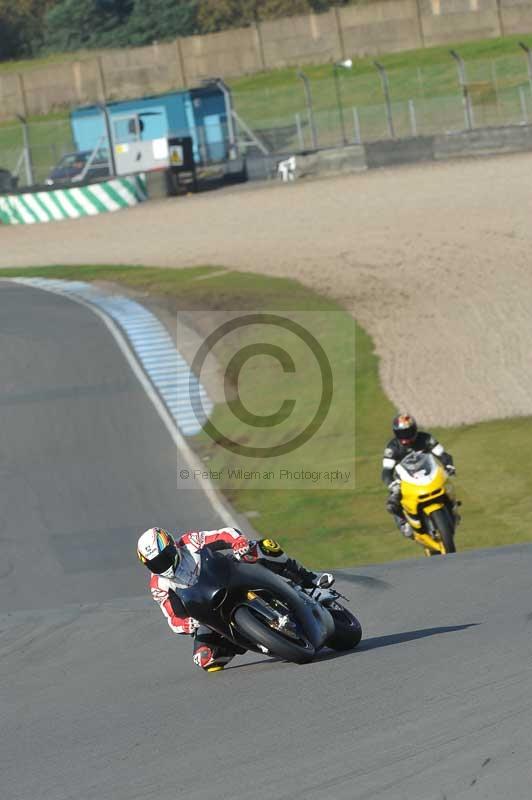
[395,451,459,556]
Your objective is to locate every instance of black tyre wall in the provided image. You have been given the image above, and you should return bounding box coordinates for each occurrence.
[233,606,315,664]
[430,507,456,554]
[326,607,362,652]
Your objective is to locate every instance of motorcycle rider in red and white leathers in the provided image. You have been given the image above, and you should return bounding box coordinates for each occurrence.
[137,526,334,672]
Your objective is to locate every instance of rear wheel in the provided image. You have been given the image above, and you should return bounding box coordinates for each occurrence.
[233,606,315,664]
[326,606,362,651]
[429,507,456,554]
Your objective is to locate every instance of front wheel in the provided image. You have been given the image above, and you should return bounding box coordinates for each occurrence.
[326,606,362,651]
[233,606,315,664]
[429,507,456,554]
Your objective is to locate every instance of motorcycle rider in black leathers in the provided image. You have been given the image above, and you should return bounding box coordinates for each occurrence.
[382,414,455,538]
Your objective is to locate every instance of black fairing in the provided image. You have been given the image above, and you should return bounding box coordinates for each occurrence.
[176,548,333,652]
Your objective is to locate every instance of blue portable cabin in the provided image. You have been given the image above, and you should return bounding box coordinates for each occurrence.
[70,83,232,170]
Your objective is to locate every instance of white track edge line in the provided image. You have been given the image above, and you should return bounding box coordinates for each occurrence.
[10,281,238,529]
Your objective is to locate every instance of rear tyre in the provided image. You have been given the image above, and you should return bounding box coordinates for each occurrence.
[326,606,362,651]
[430,507,456,554]
[233,606,315,664]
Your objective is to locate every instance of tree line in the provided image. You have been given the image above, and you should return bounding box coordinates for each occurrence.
[0,0,354,62]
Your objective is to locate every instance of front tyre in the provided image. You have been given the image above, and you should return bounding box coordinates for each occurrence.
[326,606,362,652]
[430,507,456,554]
[233,606,315,664]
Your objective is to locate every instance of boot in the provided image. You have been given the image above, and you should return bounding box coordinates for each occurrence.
[399,521,414,539]
[286,558,335,589]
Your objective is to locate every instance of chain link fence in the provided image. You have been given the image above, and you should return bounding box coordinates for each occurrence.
[2,51,532,189]
[0,119,74,189]
[232,52,532,155]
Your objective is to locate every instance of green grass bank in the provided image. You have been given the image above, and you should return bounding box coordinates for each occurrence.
[1,264,530,568]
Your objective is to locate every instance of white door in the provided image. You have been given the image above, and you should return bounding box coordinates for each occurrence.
[112,113,169,175]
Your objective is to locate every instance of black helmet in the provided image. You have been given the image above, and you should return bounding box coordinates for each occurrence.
[393,414,418,446]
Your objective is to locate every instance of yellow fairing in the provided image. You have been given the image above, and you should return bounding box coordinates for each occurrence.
[400,463,447,517]
[413,532,446,555]
[403,511,423,529]
[396,454,457,556]
[423,501,445,515]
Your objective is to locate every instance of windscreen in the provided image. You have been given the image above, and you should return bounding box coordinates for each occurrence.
[400,451,433,477]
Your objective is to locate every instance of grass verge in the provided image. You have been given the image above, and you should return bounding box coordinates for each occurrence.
[1,263,530,568]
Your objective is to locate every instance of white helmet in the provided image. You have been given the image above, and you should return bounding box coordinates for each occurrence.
[137,528,179,576]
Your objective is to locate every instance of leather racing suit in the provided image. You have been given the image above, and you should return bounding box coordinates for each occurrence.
[149,527,323,671]
[382,432,455,535]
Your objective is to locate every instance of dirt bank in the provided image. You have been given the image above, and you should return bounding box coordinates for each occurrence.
[3,153,532,426]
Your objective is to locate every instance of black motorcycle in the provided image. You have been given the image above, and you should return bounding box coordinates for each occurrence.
[176,548,362,664]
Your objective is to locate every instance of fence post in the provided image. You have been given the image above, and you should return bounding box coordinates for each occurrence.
[16,115,34,186]
[174,38,188,88]
[174,38,187,89]
[96,57,107,103]
[408,99,418,136]
[519,86,528,123]
[333,60,353,146]
[519,42,532,103]
[352,107,361,144]
[491,60,502,123]
[297,71,318,150]
[414,0,425,48]
[333,6,346,61]
[16,73,29,119]
[295,113,305,149]
[254,21,266,71]
[96,104,117,177]
[374,61,395,139]
[450,50,473,131]
[496,0,505,37]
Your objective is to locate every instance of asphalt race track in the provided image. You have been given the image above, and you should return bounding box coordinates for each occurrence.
[0,281,222,611]
[2,282,532,800]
